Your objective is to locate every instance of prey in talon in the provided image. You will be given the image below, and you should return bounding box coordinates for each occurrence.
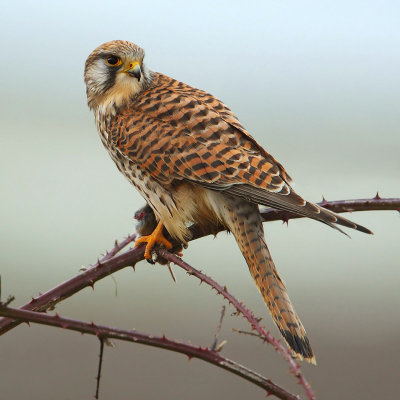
[134,204,183,264]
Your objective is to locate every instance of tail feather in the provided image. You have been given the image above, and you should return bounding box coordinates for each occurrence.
[223,195,315,363]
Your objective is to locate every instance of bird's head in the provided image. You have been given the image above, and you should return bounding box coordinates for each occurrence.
[84,40,152,111]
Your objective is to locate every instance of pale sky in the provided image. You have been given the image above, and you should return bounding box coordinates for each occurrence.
[1,1,399,399]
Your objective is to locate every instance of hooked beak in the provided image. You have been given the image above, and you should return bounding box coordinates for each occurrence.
[125,61,142,81]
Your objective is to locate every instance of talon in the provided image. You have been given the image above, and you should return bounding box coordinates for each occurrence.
[134,221,173,260]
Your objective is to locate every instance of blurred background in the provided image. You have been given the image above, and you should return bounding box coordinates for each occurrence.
[0,1,399,399]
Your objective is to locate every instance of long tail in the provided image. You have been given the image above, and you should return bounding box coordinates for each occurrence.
[223,195,315,363]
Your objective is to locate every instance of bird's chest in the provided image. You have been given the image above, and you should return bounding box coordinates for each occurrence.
[94,110,210,242]
[103,136,155,201]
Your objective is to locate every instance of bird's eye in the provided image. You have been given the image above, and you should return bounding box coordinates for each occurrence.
[106,56,122,66]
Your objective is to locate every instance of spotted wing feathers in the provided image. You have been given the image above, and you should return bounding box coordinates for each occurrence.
[110,72,371,235]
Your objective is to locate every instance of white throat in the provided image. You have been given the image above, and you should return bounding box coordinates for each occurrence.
[97,72,141,115]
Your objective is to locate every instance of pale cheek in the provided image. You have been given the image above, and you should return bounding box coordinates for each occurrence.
[87,61,110,93]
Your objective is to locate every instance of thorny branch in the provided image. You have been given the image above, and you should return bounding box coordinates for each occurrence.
[0,196,399,399]
[0,305,299,400]
[190,196,400,240]
[156,249,315,400]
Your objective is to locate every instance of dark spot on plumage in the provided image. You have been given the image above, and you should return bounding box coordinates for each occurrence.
[186,101,196,109]
[209,117,221,126]
[181,111,192,122]
[201,170,219,181]
[207,142,219,151]
[255,178,264,186]
[194,109,208,117]
[222,166,236,176]
[192,121,206,131]
[141,97,152,105]
[255,158,268,169]
[242,172,252,180]
[258,171,268,181]
[216,147,231,157]
[144,104,159,113]
[157,108,175,119]
[161,163,169,173]
[192,162,208,171]
[137,143,151,159]
[271,175,282,186]
[207,131,221,141]
[262,271,273,279]
[211,159,224,168]
[183,167,193,176]
[226,136,238,146]
[249,165,256,175]
[238,161,249,170]
[279,185,290,195]
[202,151,212,159]
[149,138,160,150]
[144,180,151,190]
[186,153,198,162]
[157,141,170,153]
[147,163,156,173]
[174,158,183,167]
[159,195,168,206]
[226,153,241,163]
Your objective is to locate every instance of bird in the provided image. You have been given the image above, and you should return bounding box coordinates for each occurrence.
[84,40,372,363]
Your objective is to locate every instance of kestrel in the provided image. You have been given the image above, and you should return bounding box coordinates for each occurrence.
[84,40,372,362]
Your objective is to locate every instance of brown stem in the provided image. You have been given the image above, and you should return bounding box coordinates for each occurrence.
[99,233,137,262]
[0,245,145,335]
[190,196,400,240]
[0,306,299,400]
[157,249,315,400]
[1,197,397,397]
[260,196,400,224]
[95,338,104,399]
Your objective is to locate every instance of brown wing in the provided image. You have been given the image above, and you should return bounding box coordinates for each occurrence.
[110,73,290,189]
[109,73,371,234]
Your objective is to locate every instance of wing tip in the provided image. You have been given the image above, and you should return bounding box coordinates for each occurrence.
[355,224,374,235]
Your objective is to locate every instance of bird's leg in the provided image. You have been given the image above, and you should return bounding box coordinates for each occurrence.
[134,221,173,260]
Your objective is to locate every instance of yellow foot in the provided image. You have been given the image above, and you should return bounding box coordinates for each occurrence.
[135,221,173,261]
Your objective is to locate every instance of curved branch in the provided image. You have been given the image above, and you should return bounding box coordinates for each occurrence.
[157,249,315,400]
[260,196,400,224]
[0,237,142,335]
[0,306,299,400]
[0,197,397,397]
[190,196,400,240]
